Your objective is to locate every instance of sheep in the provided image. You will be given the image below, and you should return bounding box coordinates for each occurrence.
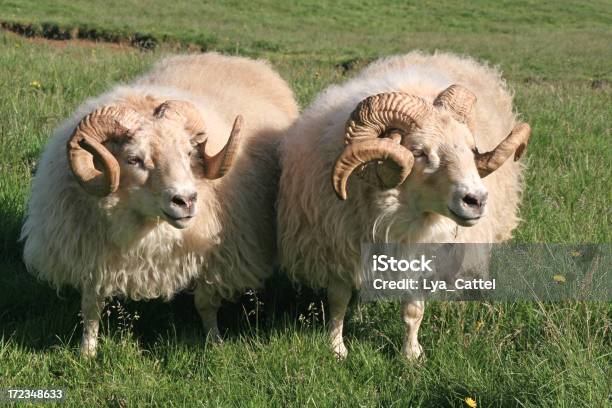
[277,51,531,360]
[21,52,298,357]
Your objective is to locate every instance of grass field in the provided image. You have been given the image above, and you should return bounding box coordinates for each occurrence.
[0,1,611,406]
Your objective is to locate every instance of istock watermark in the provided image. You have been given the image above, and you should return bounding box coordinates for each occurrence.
[372,254,434,272]
[360,244,610,301]
[371,276,496,292]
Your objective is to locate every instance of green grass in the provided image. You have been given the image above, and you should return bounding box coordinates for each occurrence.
[0,1,611,406]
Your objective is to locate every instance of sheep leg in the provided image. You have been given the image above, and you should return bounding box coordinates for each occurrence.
[401,299,424,360]
[80,287,104,358]
[327,278,352,360]
[194,283,222,343]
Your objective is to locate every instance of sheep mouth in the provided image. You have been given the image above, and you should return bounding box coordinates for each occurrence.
[447,206,481,225]
[162,210,195,222]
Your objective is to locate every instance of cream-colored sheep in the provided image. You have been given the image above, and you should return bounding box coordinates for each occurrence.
[277,51,530,359]
[21,52,298,357]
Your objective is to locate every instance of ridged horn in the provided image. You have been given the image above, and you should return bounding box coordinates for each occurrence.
[67,106,142,196]
[200,115,243,179]
[155,100,242,179]
[475,122,531,177]
[433,84,477,130]
[332,139,414,200]
[332,92,430,200]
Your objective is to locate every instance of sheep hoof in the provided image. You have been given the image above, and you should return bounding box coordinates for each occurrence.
[332,343,348,360]
[205,329,223,344]
[402,342,424,361]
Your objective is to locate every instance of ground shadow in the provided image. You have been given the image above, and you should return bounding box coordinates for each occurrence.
[1,207,397,357]
[0,258,330,353]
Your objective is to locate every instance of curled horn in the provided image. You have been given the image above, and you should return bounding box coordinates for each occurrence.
[475,122,531,177]
[433,84,477,131]
[155,100,242,179]
[332,92,430,200]
[67,106,142,196]
[199,115,243,179]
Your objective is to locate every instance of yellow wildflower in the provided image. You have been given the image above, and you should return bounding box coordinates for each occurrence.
[30,80,42,89]
[570,250,581,257]
[553,274,566,283]
[464,397,477,407]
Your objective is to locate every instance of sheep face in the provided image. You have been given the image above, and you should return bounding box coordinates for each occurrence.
[67,101,243,229]
[110,120,199,229]
[332,86,530,228]
[399,114,487,227]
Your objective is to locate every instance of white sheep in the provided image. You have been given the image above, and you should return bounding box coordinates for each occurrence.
[277,51,531,359]
[21,53,298,357]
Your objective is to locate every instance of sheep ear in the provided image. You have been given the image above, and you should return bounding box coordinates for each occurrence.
[190,131,207,145]
[433,85,476,130]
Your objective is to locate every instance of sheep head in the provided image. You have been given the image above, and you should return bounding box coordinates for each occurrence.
[332,85,531,226]
[67,100,243,229]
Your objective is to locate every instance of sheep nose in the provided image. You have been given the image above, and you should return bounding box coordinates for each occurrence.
[462,191,488,209]
[171,192,198,209]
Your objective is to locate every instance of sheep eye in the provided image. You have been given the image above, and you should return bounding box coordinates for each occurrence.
[126,156,144,166]
[412,149,427,158]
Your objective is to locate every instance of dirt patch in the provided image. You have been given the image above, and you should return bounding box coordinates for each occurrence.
[12,32,131,51]
[1,20,158,50]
